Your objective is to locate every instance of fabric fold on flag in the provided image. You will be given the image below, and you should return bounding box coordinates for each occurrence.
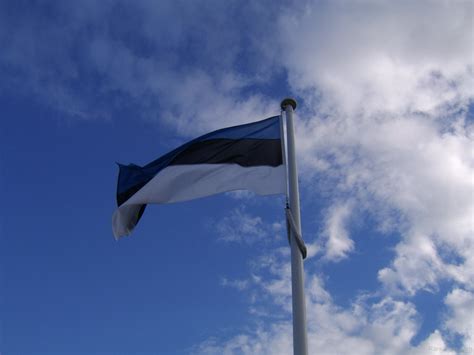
[112,115,286,238]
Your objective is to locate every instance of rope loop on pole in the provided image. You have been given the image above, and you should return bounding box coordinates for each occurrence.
[285,205,307,259]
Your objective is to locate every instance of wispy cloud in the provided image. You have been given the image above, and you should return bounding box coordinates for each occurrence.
[220,277,250,291]
[214,207,284,245]
[0,0,279,130]
[322,201,354,261]
[195,247,459,354]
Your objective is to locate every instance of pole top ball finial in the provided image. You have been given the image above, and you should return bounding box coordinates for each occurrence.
[280,98,297,110]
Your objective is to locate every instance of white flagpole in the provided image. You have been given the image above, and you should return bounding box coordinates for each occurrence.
[281,98,309,355]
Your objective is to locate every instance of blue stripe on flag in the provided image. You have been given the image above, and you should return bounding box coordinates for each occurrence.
[198,115,280,140]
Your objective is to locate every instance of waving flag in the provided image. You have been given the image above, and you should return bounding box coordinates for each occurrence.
[112,115,286,238]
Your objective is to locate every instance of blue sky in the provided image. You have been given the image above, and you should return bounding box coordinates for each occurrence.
[1,1,473,354]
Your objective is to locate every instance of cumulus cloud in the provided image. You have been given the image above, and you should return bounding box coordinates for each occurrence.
[195,250,458,354]
[278,0,473,118]
[296,108,473,296]
[281,0,473,299]
[322,200,354,261]
[444,288,474,352]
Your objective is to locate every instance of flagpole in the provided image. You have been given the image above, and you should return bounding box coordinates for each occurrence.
[281,98,309,355]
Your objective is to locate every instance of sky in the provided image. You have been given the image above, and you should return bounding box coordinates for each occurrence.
[0,1,473,354]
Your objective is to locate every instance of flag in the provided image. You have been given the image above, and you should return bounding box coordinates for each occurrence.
[112,115,286,238]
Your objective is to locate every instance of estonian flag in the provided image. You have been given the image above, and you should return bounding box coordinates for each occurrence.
[112,115,286,238]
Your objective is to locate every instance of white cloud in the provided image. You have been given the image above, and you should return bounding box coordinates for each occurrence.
[221,277,250,291]
[297,111,472,294]
[407,331,456,355]
[278,0,473,118]
[85,34,278,134]
[444,288,474,352]
[196,250,458,354]
[322,201,354,261]
[0,0,279,128]
[280,0,474,298]
[214,208,284,245]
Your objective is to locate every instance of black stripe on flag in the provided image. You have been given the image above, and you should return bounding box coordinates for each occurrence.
[170,138,282,167]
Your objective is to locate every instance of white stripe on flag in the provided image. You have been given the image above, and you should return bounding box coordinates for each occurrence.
[112,164,286,238]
